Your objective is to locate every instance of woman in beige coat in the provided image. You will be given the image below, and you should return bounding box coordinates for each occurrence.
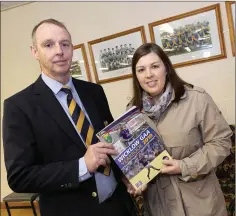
[125,43,232,216]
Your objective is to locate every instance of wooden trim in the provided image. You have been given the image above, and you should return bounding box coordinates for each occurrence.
[98,74,133,84]
[225,1,235,56]
[1,201,39,209]
[72,43,92,82]
[148,3,227,68]
[88,26,147,84]
[88,26,146,46]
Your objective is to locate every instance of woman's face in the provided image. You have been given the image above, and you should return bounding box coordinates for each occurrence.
[135,52,166,97]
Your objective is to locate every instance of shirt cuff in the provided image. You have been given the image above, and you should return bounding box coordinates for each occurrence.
[78,157,92,182]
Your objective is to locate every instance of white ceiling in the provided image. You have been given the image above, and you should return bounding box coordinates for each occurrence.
[1,1,32,11]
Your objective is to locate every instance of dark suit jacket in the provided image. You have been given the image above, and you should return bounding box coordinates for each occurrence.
[3,76,134,216]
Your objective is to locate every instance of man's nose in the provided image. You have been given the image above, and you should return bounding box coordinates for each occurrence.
[55,44,63,55]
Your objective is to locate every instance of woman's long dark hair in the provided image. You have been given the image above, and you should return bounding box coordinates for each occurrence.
[131,43,193,109]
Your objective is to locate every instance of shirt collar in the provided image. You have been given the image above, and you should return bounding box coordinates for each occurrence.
[41,72,73,95]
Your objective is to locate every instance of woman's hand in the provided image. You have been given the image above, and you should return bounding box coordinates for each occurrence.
[161,159,181,175]
[122,176,147,196]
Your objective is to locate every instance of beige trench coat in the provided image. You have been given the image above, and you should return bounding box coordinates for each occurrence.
[140,86,232,216]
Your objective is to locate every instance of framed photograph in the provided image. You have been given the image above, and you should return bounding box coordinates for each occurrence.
[149,4,226,68]
[226,1,235,56]
[70,43,92,82]
[88,26,147,84]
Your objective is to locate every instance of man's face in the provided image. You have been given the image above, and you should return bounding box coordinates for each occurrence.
[31,23,73,78]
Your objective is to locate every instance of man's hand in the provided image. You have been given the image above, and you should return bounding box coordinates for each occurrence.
[84,142,118,173]
[122,176,147,196]
[161,159,181,175]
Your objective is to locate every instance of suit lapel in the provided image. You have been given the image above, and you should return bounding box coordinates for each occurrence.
[33,76,86,152]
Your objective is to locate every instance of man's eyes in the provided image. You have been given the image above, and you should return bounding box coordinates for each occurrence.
[45,43,53,48]
[62,43,70,47]
[43,43,70,48]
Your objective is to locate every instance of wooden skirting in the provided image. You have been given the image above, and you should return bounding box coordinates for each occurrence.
[1,201,39,209]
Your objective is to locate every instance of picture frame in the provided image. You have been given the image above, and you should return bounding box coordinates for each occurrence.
[148,4,226,68]
[70,43,92,82]
[88,26,147,84]
[225,1,235,56]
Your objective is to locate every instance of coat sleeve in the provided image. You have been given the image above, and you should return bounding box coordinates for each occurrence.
[179,91,232,182]
[3,98,81,193]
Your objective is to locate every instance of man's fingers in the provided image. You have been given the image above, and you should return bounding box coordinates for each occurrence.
[96,147,118,156]
[87,143,118,156]
[98,158,107,167]
[99,154,111,164]
[95,142,115,149]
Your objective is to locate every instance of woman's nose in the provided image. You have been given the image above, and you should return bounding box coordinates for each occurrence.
[145,68,153,78]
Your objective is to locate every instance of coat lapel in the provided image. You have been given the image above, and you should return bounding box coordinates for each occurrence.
[32,76,86,152]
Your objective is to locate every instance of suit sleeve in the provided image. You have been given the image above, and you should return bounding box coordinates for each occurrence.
[179,91,232,181]
[3,98,81,193]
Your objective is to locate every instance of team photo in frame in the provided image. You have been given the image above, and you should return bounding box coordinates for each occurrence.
[88,26,147,84]
[149,4,226,68]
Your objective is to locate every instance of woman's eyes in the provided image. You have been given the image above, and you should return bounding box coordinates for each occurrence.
[137,65,160,73]
[152,65,159,69]
[137,68,144,73]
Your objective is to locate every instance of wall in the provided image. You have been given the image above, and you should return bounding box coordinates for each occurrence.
[1,1,235,200]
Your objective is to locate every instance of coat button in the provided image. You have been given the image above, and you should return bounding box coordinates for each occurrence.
[92,192,97,197]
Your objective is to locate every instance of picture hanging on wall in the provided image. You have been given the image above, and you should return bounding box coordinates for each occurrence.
[70,43,92,82]
[148,4,226,68]
[88,26,147,84]
[225,1,235,56]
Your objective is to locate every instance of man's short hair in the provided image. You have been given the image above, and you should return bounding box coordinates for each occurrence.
[32,18,71,46]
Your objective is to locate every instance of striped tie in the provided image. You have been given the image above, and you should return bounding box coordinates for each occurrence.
[61,86,110,176]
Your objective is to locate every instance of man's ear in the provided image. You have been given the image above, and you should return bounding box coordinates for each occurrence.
[30,45,39,60]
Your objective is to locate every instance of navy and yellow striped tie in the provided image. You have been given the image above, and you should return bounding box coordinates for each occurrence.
[61,86,110,176]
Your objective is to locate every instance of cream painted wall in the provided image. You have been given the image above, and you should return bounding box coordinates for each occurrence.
[1,2,235,200]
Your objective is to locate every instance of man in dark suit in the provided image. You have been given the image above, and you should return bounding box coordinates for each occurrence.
[2,18,135,216]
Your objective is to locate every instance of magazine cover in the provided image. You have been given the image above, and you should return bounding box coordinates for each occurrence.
[97,106,171,189]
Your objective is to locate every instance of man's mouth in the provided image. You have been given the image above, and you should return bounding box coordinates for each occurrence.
[53,60,67,65]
